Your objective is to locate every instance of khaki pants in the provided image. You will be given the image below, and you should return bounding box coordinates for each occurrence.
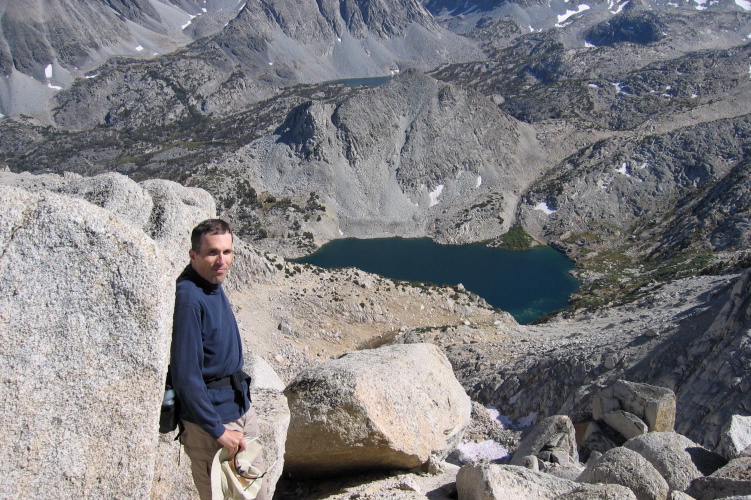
[181,408,268,500]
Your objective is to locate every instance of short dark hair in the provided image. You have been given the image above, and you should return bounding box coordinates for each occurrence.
[191,219,233,252]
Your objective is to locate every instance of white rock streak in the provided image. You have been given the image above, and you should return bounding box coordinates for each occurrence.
[429,185,444,207]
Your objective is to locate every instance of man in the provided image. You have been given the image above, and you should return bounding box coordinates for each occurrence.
[170,219,267,500]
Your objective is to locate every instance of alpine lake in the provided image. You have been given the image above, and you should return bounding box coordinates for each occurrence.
[291,237,580,324]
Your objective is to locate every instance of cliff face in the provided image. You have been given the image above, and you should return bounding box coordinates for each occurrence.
[223,69,544,244]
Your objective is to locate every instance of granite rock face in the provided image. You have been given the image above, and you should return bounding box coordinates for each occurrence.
[0,185,173,499]
[0,174,287,499]
[229,69,546,245]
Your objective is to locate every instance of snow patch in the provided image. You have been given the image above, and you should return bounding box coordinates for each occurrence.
[610,0,629,13]
[484,404,524,430]
[534,202,556,214]
[456,440,511,463]
[182,14,196,30]
[613,82,632,95]
[85,73,98,79]
[476,176,482,188]
[616,163,631,176]
[556,4,590,27]
[429,184,444,207]
[585,41,596,48]
[737,0,751,9]
[45,64,53,79]
[135,45,144,52]
[588,82,600,88]
[518,412,539,427]
[47,83,62,90]
[694,0,708,10]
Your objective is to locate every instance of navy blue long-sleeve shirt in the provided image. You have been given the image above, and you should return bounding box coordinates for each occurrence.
[170,265,249,439]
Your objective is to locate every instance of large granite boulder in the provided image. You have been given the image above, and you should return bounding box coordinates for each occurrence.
[456,463,635,500]
[720,415,751,460]
[624,431,726,491]
[510,414,579,467]
[283,343,472,477]
[578,447,670,500]
[593,380,676,433]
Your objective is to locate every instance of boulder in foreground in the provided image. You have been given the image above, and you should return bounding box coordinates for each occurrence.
[283,343,471,477]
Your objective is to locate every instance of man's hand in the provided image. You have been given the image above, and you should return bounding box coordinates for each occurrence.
[216,429,246,457]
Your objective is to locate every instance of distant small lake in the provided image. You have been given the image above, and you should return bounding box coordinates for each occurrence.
[329,75,395,88]
[292,237,580,324]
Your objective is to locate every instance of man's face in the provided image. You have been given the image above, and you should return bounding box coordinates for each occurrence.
[189,232,234,284]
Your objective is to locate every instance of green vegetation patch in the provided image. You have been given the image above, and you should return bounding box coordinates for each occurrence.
[498,226,535,250]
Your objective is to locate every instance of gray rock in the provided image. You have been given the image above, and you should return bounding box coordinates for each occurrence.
[246,352,287,392]
[711,456,751,481]
[577,447,670,500]
[283,343,471,477]
[721,415,751,460]
[668,492,696,500]
[0,185,173,499]
[510,415,579,466]
[139,178,215,259]
[57,172,154,230]
[673,269,751,450]
[593,380,676,433]
[603,410,649,440]
[251,389,291,499]
[624,431,725,492]
[557,483,638,500]
[579,420,623,459]
[456,463,578,499]
[545,463,586,482]
[686,476,751,500]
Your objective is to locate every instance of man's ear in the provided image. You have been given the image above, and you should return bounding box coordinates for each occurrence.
[189,249,196,262]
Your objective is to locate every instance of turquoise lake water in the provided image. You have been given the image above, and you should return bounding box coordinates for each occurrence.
[292,237,580,324]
